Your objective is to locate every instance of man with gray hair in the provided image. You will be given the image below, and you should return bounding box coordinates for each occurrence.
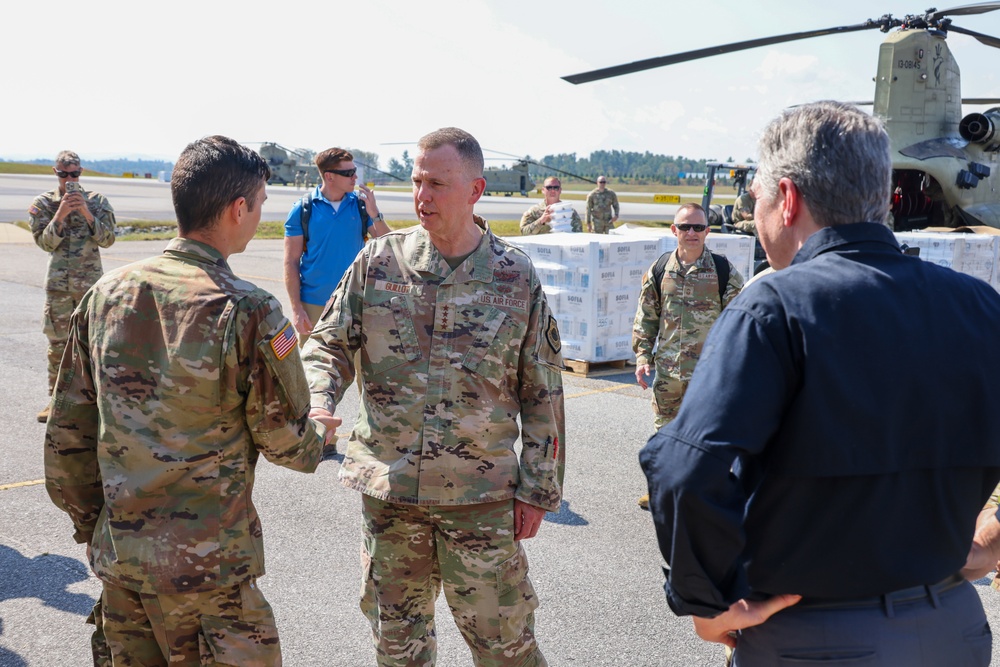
[29,150,116,422]
[640,101,1000,665]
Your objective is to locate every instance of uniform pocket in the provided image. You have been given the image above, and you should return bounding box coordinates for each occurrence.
[198,615,281,666]
[495,545,539,643]
[364,295,421,374]
[461,307,516,390]
[359,544,378,631]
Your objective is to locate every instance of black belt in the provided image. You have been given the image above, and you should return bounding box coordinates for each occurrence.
[798,573,965,610]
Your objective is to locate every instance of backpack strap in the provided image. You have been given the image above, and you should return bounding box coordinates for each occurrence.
[356,196,371,242]
[650,251,672,302]
[710,252,730,306]
[299,194,313,250]
[650,250,729,307]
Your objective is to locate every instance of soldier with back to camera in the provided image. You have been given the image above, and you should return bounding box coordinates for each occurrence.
[45,136,337,666]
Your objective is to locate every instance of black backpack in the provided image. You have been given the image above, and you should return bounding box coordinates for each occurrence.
[650,251,730,306]
[299,193,371,251]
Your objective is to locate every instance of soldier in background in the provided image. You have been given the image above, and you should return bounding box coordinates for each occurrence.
[632,203,743,509]
[520,176,582,234]
[45,136,336,666]
[731,191,756,235]
[28,150,116,423]
[585,175,619,233]
[305,127,565,667]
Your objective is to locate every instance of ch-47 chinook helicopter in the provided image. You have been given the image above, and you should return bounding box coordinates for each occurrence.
[483,149,597,196]
[562,3,1000,231]
[258,143,318,187]
[257,142,407,187]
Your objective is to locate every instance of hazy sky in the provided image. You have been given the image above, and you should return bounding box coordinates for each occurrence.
[6,0,1000,168]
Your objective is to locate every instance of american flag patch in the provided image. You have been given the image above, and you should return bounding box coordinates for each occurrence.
[269,322,296,360]
[28,205,41,217]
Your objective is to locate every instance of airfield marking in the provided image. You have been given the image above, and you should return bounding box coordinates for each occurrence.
[565,384,633,400]
[0,479,44,491]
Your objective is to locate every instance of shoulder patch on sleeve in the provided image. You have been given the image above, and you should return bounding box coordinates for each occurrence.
[28,205,41,217]
[545,315,562,354]
[269,321,297,360]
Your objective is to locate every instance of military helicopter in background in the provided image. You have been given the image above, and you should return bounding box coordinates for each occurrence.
[563,3,1000,231]
[257,142,407,188]
[482,148,596,196]
[258,143,318,187]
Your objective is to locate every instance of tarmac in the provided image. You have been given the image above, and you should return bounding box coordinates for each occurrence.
[0,222,32,243]
[1,226,998,666]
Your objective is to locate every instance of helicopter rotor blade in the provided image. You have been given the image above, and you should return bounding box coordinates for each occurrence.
[562,20,887,84]
[928,2,1000,21]
[523,160,597,184]
[944,23,1000,49]
[483,147,531,160]
[355,159,407,182]
[847,97,1000,105]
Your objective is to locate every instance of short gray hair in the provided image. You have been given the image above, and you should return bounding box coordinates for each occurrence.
[755,101,891,227]
[417,127,484,178]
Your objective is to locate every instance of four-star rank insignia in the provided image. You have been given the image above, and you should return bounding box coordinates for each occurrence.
[545,315,562,354]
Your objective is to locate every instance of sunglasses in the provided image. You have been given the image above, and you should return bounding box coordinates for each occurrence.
[544,185,561,190]
[325,168,357,178]
[56,169,82,178]
[597,181,607,184]
[676,224,707,233]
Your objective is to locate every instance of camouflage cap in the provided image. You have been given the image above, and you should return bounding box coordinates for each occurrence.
[55,150,81,167]
[732,192,754,222]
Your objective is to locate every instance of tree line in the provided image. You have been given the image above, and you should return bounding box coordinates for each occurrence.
[532,151,754,185]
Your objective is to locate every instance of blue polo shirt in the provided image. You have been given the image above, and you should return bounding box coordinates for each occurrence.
[284,187,370,306]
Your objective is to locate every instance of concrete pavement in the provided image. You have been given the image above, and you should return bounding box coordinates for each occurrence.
[1,238,997,666]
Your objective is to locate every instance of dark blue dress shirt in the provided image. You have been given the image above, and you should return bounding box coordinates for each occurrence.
[640,222,1000,617]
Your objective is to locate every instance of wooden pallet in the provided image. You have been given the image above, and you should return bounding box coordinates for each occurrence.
[562,358,631,377]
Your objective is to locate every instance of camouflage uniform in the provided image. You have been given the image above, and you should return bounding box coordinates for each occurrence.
[585,188,619,234]
[29,187,116,393]
[45,237,326,666]
[632,246,743,428]
[732,192,756,235]
[520,202,582,235]
[304,216,565,667]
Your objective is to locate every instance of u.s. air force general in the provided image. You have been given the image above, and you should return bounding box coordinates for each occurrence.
[305,127,565,667]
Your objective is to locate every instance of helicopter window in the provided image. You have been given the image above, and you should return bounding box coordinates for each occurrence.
[889,170,950,231]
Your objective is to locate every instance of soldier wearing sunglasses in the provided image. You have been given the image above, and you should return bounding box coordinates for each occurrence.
[632,203,743,508]
[28,150,116,423]
[520,177,582,234]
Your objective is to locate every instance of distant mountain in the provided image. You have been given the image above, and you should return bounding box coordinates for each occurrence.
[3,157,173,177]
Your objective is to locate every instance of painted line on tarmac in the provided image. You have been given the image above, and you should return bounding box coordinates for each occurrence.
[0,479,44,491]
[566,384,633,400]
